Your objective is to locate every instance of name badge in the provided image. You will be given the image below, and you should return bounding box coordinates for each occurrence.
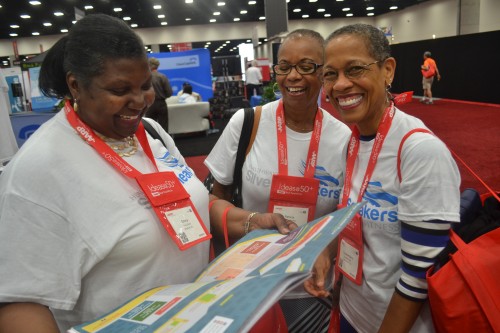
[136,172,211,250]
[336,213,364,285]
[268,174,319,226]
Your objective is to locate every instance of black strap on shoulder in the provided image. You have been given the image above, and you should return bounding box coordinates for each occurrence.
[142,119,167,148]
[232,108,255,207]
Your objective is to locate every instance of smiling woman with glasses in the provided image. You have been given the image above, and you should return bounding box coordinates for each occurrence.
[205,28,352,333]
[307,23,460,333]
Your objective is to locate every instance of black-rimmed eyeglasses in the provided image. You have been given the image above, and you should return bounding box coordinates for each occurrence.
[321,61,380,83]
[273,62,323,75]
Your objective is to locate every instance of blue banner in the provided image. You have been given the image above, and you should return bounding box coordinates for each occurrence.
[149,49,213,102]
[29,66,61,112]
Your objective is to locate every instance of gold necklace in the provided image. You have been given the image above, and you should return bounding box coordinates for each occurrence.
[96,133,138,157]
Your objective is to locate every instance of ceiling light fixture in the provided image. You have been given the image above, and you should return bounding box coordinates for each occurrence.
[54,12,64,16]
[390,6,398,10]
[153,5,162,10]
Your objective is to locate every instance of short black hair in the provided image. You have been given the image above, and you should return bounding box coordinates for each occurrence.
[39,14,147,99]
[183,84,193,94]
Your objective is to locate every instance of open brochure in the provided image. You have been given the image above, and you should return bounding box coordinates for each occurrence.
[69,202,364,333]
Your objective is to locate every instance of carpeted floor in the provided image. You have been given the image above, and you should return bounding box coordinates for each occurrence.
[182,98,500,194]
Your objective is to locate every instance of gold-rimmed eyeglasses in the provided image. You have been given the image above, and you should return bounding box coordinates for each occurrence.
[321,61,380,84]
[273,61,323,76]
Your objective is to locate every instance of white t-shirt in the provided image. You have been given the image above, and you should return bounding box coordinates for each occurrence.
[339,108,460,333]
[0,112,209,331]
[205,99,352,221]
[245,66,262,85]
[178,93,197,104]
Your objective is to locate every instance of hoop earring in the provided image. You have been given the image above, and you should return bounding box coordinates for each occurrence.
[272,82,280,94]
[385,83,393,103]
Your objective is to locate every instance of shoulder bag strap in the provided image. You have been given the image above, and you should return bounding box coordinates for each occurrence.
[141,119,167,148]
[232,107,258,207]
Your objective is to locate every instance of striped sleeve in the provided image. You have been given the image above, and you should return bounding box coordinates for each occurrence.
[396,220,451,301]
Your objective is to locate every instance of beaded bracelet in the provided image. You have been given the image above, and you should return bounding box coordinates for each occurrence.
[244,212,259,235]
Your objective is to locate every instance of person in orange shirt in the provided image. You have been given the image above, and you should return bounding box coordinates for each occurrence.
[420,51,441,104]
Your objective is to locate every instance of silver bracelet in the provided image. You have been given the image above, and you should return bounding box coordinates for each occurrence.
[244,212,258,234]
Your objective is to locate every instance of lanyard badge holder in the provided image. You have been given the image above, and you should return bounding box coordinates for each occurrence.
[335,103,396,285]
[269,100,323,226]
[268,175,319,226]
[136,172,210,251]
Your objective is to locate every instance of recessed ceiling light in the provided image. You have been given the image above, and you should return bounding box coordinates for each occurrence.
[32,32,40,35]
[114,8,122,12]
[309,0,318,2]
[217,2,226,6]
[10,33,18,37]
[153,5,162,10]
[20,14,31,19]
[367,13,374,16]
[213,12,221,15]
[210,19,216,22]
[342,8,350,11]
[29,1,41,5]
[131,23,138,27]
[10,25,20,29]
[367,7,374,10]
[84,6,93,10]
[259,16,265,20]
[185,18,191,21]
[240,10,247,14]
[302,14,310,18]
[161,22,167,25]
[317,8,325,12]
[249,1,257,5]
[234,18,240,21]
[346,13,353,17]
[390,6,398,10]
[158,14,165,18]
[185,0,193,3]
[293,9,301,12]
[123,17,131,21]
[324,14,331,17]
[54,12,64,16]
[43,22,52,26]
[61,29,68,33]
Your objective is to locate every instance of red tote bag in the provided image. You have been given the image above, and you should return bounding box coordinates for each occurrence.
[427,227,500,333]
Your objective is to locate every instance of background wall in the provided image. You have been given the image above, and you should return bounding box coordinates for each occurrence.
[0,0,499,103]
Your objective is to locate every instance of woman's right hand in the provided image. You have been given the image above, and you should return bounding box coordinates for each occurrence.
[246,212,299,235]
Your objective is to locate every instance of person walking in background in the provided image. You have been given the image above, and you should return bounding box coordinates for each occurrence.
[245,60,263,99]
[206,29,352,333]
[306,23,460,332]
[177,82,202,101]
[146,57,173,131]
[420,51,441,104]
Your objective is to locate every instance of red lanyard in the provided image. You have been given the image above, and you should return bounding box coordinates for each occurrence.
[64,100,157,177]
[342,103,395,204]
[275,99,323,178]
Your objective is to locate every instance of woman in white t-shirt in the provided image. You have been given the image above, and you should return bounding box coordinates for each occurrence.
[205,29,352,333]
[306,23,460,333]
[0,14,294,333]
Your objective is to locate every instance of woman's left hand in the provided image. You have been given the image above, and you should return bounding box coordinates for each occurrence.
[304,243,335,298]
